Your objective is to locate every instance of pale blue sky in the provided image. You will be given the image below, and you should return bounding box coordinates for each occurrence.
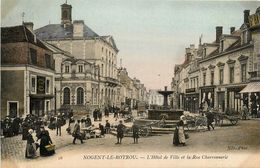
[1,0,259,89]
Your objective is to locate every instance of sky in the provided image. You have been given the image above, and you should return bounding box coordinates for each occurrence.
[1,0,259,90]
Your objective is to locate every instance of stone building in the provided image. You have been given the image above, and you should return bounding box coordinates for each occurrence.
[172,8,260,113]
[34,2,119,112]
[1,24,55,118]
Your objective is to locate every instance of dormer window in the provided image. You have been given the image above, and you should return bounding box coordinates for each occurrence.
[203,48,206,57]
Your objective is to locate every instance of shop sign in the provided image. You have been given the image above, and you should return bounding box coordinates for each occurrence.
[37,76,46,94]
[186,88,196,93]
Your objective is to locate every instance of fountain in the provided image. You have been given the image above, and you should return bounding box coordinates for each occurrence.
[148,86,183,120]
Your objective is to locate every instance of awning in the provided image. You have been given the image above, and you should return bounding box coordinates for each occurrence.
[240,82,260,93]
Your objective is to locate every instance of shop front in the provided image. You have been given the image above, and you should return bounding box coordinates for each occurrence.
[226,85,246,113]
[200,86,215,108]
[184,88,199,112]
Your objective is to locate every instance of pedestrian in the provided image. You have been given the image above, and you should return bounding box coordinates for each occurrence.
[105,120,111,134]
[115,120,126,144]
[173,122,179,146]
[22,120,29,140]
[25,129,38,159]
[93,109,98,121]
[242,104,249,120]
[3,116,12,137]
[72,120,84,144]
[43,114,48,126]
[12,116,21,136]
[37,126,55,156]
[56,113,62,136]
[206,110,215,131]
[99,123,105,137]
[48,115,56,130]
[98,109,102,121]
[177,117,186,146]
[132,123,139,144]
[68,109,74,119]
[67,116,75,134]
[86,115,92,127]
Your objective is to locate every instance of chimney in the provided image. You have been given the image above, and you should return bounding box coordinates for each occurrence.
[244,10,250,24]
[230,27,235,34]
[216,26,223,43]
[24,22,34,32]
[73,20,84,37]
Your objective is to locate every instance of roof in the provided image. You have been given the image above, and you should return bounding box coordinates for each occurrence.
[34,24,119,51]
[34,24,99,40]
[1,25,50,50]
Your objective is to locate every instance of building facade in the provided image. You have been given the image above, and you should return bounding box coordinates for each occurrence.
[172,8,260,114]
[1,24,55,118]
[34,2,120,113]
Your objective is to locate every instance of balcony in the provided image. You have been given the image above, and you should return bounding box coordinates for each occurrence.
[249,71,260,81]
[105,77,119,87]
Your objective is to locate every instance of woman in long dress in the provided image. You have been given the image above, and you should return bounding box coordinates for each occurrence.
[25,129,37,159]
[178,120,186,146]
[173,118,186,146]
[37,127,55,156]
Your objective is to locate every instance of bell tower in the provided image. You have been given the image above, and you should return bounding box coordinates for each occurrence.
[61,1,72,26]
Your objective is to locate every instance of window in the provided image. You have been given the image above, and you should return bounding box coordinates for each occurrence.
[229,67,234,83]
[78,65,83,73]
[77,87,84,105]
[203,73,206,86]
[219,69,224,84]
[31,76,36,93]
[65,65,70,73]
[241,64,247,82]
[7,101,19,118]
[30,48,37,65]
[63,88,70,105]
[46,79,50,94]
[62,10,68,19]
[211,71,214,85]
[45,54,51,68]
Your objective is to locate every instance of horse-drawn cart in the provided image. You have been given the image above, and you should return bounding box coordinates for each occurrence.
[213,112,240,126]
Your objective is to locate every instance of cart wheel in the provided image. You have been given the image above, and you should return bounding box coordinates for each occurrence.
[140,128,150,137]
[230,119,238,125]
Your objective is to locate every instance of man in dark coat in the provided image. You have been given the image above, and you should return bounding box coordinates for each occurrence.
[37,126,55,156]
[93,109,98,121]
[12,117,21,136]
[206,110,214,131]
[132,123,139,144]
[86,115,92,127]
[115,120,126,144]
[105,120,111,134]
[99,123,105,137]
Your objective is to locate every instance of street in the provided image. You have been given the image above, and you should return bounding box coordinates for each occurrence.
[2,119,260,168]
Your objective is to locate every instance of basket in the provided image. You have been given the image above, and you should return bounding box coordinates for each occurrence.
[45,144,55,151]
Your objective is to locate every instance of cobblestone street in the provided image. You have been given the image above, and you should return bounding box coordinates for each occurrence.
[2,118,260,168]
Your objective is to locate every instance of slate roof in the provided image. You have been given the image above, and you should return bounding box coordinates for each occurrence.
[34,24,99,40]
[1,25,50,50]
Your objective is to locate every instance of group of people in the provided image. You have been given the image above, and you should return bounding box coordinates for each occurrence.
[25,126,55,159]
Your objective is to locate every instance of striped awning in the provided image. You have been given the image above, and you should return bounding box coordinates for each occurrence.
[240,82,260,93]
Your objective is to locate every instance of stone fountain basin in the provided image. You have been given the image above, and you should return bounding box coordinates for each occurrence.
[148,109,183,120]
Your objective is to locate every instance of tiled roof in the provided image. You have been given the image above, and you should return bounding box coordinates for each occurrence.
[34,24,99,40]
[1,25,50,50]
